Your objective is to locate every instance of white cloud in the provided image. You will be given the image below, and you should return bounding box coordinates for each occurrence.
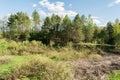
[91,16,99,19]
[29,16,33,20]
[115,0,120,4]
[39,9,47,17]
[39,0,64,12]
[108,0,120,7]
[66,11,77,17]
[39,0,77,17]
[32,4,37,8]
[93,19,101,24]
[7,13,11,17]
[92,16,101,25]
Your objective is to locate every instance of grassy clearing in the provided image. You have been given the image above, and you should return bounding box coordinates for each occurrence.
[0,55,72,80]
[0,56,27,77]
[0,55,49,75]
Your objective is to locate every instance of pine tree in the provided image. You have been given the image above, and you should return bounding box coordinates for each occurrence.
[61,15,72,43]
[72,14,84,43]
[32,10,40,31]
[8,12,31,41]
[43,16,52,32]
[113,19,120,46]
[83,15,95,42]
[106,22,114,44]
[50,14,61,43]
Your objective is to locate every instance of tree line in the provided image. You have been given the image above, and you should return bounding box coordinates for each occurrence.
[0,10,120,46]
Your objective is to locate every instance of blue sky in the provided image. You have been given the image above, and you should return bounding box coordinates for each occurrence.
[0,0,120,26]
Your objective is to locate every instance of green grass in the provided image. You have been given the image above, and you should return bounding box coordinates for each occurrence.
[109,70,120,80]
[0,56,27,76]
[0,54,69,79]
[0,44,8,50]
[0,54,53,76]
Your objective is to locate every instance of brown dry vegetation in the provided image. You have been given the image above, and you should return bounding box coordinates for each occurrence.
[71,55,120,80]
[0,56,12,65]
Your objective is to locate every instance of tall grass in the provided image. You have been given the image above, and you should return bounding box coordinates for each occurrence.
[0,56,12,65]
[11,56,73,80]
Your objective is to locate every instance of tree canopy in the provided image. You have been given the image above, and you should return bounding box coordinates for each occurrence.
[0,10,119,47]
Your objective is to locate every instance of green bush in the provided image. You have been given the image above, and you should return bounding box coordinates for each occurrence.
[7,40,48,55]
[8,41,19,50]
[56,46,96,61]
[12,56,72,80]
[58,49,83,61]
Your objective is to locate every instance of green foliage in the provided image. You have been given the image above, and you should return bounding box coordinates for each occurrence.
[93,26,103,43]
[12,56,72,80]
[109,70,120,80]
[113,19,120,46]
[0,10,120,46]
[106,22,114,45]
[41,16,52,44]
[32,10,40,31]
[57,48,84,61]
[61,15,72,43]
[8,12,31,41]
[0,56,27,79]
[8,40,47,55]
[98,27,109,44]
[72,14,84,43]
[43,16,52,32]
[51,14,61,31]
[50,14,62,44]
[83,15,95,42]
[0,39,8,50]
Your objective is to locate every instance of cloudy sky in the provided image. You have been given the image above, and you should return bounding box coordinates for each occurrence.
[0,0,120,26]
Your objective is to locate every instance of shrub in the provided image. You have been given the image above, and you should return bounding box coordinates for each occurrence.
[8,40,19,50]
[0,55,12,65]
[58,51,83,61]
[12,56,73,80]
[88,54,102,60]
[56,46,91,61]
[7,40,48,55]
[0,50,11,56]
[31,40,39,47]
